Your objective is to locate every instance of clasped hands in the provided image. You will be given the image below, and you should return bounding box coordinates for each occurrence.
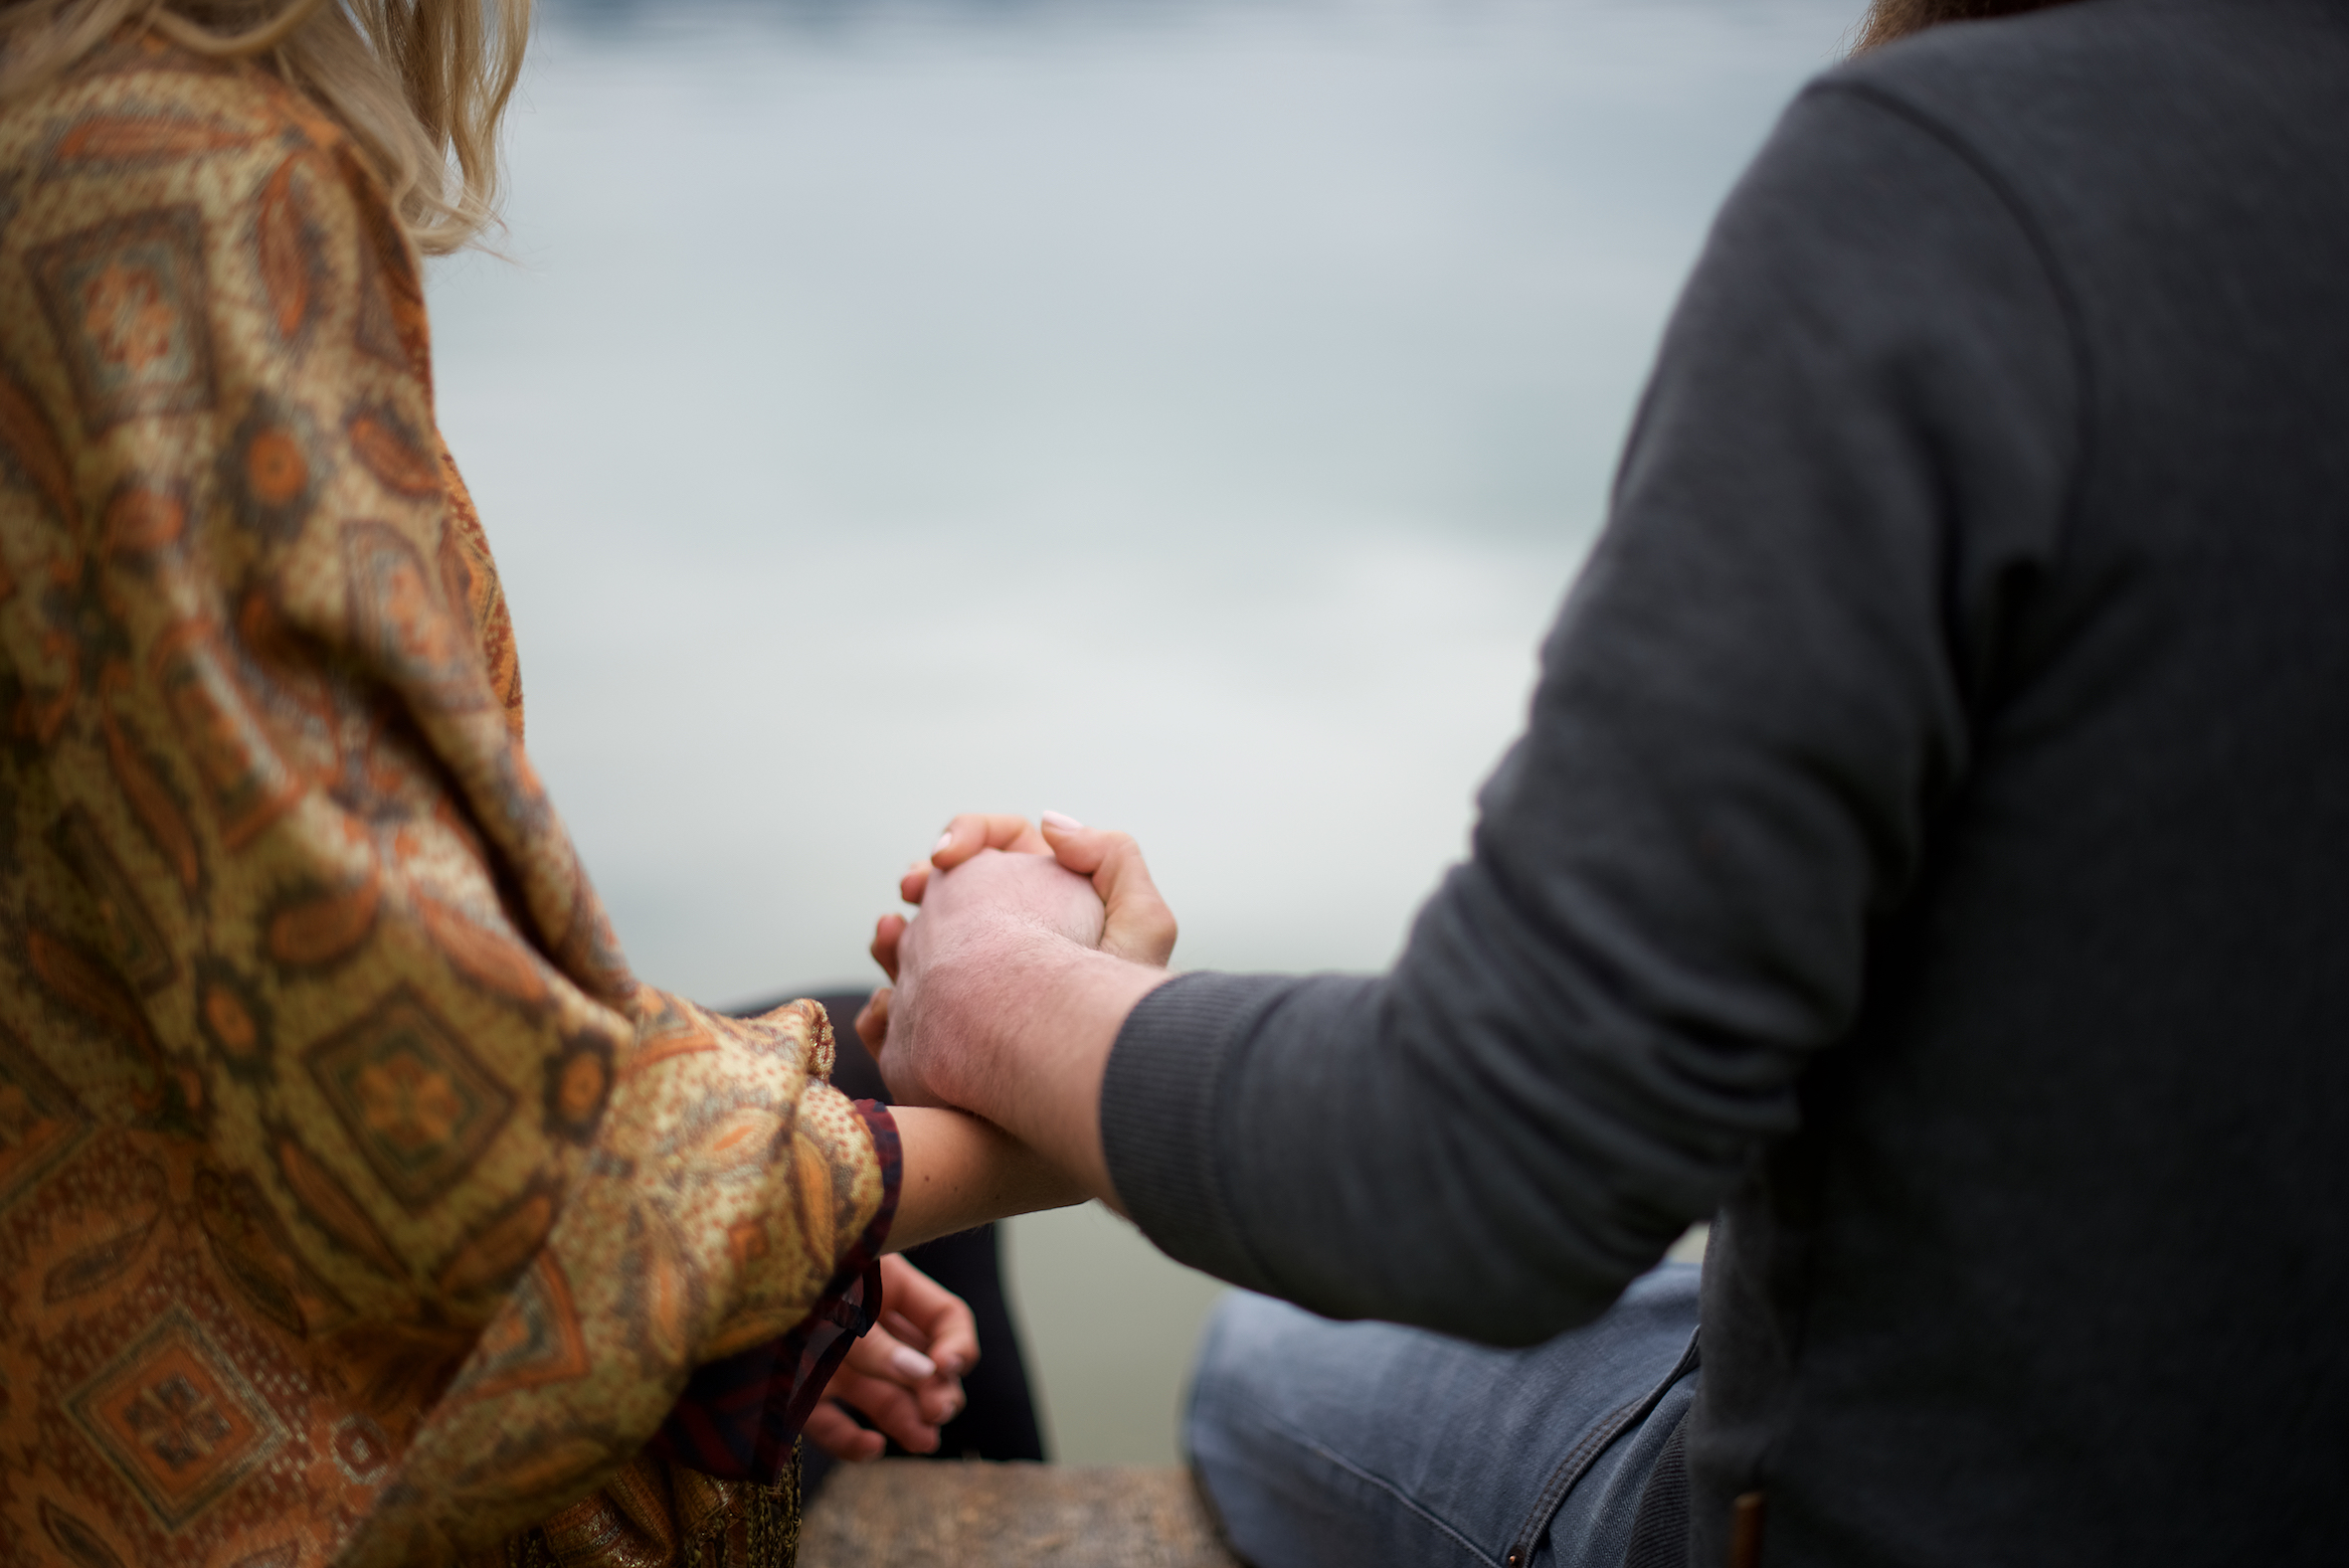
[856,810,1177,1109]
[805,811,1176,1465]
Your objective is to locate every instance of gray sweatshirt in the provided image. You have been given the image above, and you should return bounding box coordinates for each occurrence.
[1097,2,2349,1560]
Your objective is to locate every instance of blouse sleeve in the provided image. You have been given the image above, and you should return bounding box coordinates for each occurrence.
[0,49,891,1562]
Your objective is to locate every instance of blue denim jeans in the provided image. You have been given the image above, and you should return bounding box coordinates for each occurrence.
[1184,1263,1702,1568]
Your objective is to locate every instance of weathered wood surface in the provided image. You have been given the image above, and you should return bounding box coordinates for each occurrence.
[799,1461,1244,1568]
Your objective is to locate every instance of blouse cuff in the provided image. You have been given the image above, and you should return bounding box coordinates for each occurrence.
[650,1099,902,1481]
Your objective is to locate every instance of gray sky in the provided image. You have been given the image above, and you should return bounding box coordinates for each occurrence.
[429,0,1863,1008]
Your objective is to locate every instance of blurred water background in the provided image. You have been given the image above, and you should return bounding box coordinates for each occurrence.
[427,0,1864,1465]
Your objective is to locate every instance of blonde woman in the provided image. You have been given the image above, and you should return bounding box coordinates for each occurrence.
[0,1,1080,1562]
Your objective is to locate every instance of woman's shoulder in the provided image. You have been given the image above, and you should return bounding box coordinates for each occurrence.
[1,28,396,249]
[0,27,429,421]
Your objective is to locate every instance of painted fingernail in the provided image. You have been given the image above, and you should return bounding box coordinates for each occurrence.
[932,831,955,856]
[890,1346,938,1381]
[1040,810,1084,832]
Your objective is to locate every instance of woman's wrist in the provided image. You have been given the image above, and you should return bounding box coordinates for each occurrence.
[884,1105,1088,1251]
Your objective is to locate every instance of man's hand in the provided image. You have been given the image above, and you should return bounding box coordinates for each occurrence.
[855,811,1177,1052]
[803,1254,980,1463]
[878,846,1105,1108]
[854,812,1180,1207]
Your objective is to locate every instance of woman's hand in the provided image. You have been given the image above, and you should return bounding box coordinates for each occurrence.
[1032,811,1178,966]
[855,811,1178,1052]
[802,1254,981,1462]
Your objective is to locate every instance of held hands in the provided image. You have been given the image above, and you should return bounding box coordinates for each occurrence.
[803,1254,980,1463]
[889,812,1176,967]
[855,812,1177,1109]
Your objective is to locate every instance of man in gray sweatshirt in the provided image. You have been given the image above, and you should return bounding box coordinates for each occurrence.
[870,0,2349,1560]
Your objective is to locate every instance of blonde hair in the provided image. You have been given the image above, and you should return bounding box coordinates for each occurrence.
[0,0,530,253]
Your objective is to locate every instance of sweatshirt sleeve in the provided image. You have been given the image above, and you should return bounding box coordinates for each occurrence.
[0,55,890,1561]
[1100,81,2084,1345]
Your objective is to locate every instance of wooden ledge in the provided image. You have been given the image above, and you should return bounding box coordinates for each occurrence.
[800,1461,1244,1567]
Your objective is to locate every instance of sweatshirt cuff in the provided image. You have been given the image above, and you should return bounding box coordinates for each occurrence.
[1099,970,1299,1295]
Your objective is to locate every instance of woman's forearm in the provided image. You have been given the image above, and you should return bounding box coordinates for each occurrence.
[885,1106,1090,1251]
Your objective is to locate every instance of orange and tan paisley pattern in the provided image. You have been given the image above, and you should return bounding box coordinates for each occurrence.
[0,29,882,1567]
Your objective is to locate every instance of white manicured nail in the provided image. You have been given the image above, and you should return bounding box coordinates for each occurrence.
[932,831,955,856]
[891,1346,937,1381]
[1040,810,1084,832]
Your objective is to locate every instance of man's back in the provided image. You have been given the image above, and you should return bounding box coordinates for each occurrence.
[1698,2,2349,1558]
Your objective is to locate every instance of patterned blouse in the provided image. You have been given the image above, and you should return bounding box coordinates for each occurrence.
[0,27,899,1568]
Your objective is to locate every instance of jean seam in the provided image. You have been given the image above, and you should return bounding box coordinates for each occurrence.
[1506,1388,1651,1562]
[1216,1389,1509,1568]
[1505,1328,1703,1565]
